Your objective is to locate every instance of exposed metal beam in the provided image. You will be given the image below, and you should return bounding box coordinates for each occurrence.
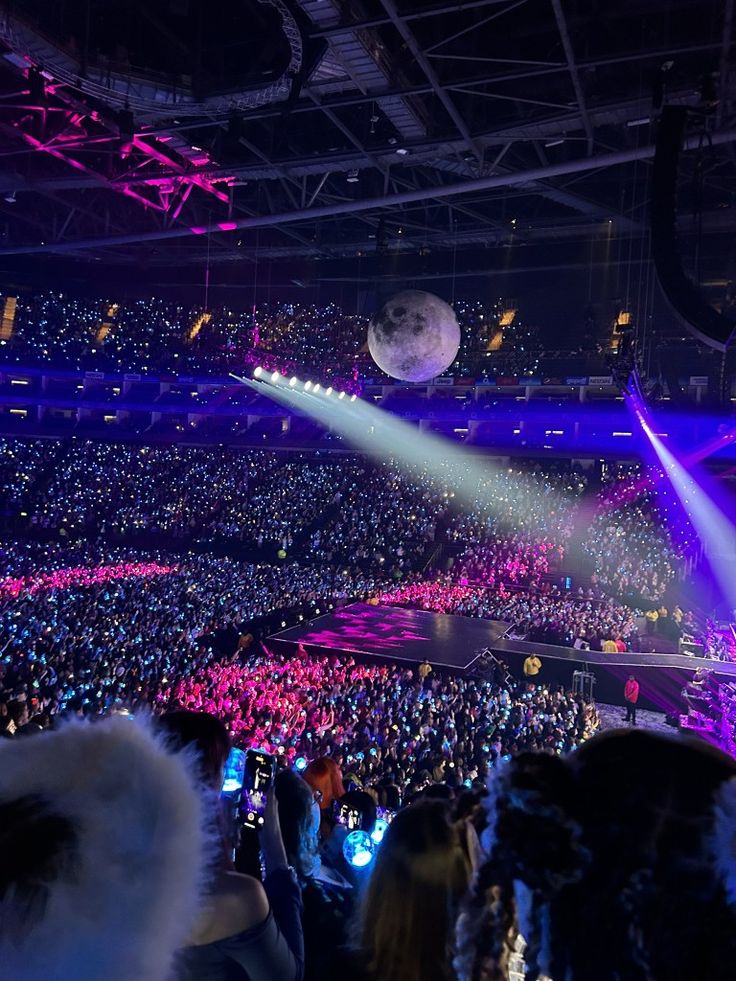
[376,0,484,161]
[426,54,565,66]
[307,172,330,207]
[716,0,735,127]
[4,129,736,256]
[307,0,512,38]
[136,43,721,133]
[306,88,388,176]
[0,86,698,238]
[305,86,505,232]
[447,85,573,111]
[423,0,529,55]
[141,203,736,264]
[550,0,594,154]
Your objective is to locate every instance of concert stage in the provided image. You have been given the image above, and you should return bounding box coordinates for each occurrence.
[268,602,510,673]
[270,603,736,718]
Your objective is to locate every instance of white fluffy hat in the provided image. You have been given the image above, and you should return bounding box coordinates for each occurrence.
[0,715,210,981]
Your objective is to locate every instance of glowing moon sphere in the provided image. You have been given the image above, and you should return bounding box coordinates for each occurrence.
[368,290,461,382]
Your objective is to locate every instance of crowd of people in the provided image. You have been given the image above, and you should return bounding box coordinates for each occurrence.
[0,437,704,650]
[588,470,690,605]
[156,644,597,779]
[443,464,584,589]
[3,274,736,980]
[0,539,389,728]
[445,464,586,544]
[0,521,717,754]
[0,442,345,553]
[0,536,616,740]
[3,678,736,981]
[309,463,442,571]
[380,579,639,649]
[19,442,343,550]
[0,440,583,571]
[453,537,561,588]
[1,442,734,979]
[0,291,545,381]
[3,438,687,593]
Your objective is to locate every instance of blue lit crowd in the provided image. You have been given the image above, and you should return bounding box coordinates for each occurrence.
[2,294,733,981]
[0,290,542,379]
[0,442,730,981]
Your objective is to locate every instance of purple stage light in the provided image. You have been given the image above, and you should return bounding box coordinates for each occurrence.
[626,388,736,612]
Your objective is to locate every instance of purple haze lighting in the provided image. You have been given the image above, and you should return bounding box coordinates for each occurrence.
[627,389,736,611]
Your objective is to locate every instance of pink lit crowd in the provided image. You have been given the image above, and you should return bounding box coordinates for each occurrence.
[0,442,719,784]
[0,540,596,793]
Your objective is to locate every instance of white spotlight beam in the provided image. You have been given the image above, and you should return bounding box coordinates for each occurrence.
[231,372,570,523]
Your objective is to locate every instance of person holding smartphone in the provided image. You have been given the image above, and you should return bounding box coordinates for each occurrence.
[160,711,304,981]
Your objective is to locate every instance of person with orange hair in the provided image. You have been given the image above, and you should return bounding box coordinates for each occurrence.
[303,757,346,819]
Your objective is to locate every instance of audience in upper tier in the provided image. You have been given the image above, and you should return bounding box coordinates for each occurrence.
[0,291,542,380]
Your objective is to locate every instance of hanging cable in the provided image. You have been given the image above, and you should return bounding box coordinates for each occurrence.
[204,214,212,313]
[451,216,458,307]
[251,227,261,348]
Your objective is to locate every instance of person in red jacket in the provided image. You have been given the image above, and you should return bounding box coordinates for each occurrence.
[624,675,640,725]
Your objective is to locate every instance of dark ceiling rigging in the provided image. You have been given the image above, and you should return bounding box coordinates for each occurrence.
[0,0,731,291]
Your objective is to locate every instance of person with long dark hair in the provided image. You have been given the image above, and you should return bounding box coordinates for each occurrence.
[275,769,354,981]
[456,729,736,981]
[160,711,304,981]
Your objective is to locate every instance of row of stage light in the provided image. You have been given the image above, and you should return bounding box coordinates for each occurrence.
[240,364,736,617]
[252,365,357,400]
[231,365,575,524]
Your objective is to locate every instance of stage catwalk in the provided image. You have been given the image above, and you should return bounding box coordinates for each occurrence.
[269,602,510,672]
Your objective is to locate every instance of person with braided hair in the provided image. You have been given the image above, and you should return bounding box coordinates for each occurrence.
[455,729,736,981]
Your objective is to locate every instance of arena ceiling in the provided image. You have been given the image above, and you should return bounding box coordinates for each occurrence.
[0,0,733,293]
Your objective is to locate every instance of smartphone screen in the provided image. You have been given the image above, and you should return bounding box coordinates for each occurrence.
[221,747,246,797]
[241,749,275,831]
[334,800,362,830]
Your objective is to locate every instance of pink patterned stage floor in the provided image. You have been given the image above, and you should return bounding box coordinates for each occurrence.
[268,602,510,672]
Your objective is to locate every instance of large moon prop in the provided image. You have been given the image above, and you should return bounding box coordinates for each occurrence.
[368,290,461,382]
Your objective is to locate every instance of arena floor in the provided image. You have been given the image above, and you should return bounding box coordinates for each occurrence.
[596,703,673,736]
